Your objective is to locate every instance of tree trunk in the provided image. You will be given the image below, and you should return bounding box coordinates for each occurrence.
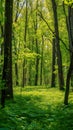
[0,0,4,74]
[0,25,4,75]
[40,35,44,85]
[23,0,28,87]
[64,6,73,104]
[1,0,13,107]
[51,0,64,90]
[51,38,56,87]
[15,63,19,86]
[13,1,20,87]
[35,55,39,86]
[68,7,73,88]
[64,53,73,105]
[35,38,39,85]
[34,0,39,86]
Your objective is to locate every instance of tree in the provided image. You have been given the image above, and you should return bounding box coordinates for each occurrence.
[34,0,39,86]
[51,38,56,87]
[22,0,28,87]
[13,0,20,86]
[51,0,64,90]
[1,0,13,107]
[64,5,73,105]
[0,0,4,76]
[40,35,44,85]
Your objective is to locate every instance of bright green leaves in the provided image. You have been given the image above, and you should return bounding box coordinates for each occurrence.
[0,1,4,25]
[63,0,73,5]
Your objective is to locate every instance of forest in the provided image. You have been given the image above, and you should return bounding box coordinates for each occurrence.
[0,0,73,129]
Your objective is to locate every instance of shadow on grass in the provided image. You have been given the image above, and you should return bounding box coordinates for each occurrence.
[51,104,73,130]
[0,88,73,130]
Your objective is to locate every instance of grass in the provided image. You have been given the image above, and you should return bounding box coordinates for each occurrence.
[0,86,73,130]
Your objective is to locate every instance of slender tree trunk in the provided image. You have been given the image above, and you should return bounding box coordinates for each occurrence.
[64,53,73,105]
[0,25,4,74]
[51,38,56,87]
[35,38,39,86]
[13,37,19,86]
[35,55,39,86]
[34,0,39,86]
[13,1,20,86]
[51,0,64,90]
[40,35,44,85]
[15,63,19,86]
[64,6,73,104]
[68,6,73,88]
[1,0,13,107]
[23,0,28,87]
[13,36,19,86]
[0,0,4,74]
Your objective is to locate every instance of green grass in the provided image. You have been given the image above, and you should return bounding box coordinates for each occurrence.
[0,86,73,130]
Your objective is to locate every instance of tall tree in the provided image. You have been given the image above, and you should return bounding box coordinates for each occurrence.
[64,5,73,105]
[51,38,56,87]
[40,35,44,85]
[22,0,28,87]
[51,0,64,90]
[34,0,39,86]
[1,0,13,107]
[0,0,4,75]
[13,0,19,86]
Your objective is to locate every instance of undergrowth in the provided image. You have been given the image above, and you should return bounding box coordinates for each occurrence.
[0,86,73,130]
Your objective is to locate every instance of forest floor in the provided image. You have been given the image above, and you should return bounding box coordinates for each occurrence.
[0,86,73,130]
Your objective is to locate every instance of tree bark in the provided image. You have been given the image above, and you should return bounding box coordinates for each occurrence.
[51,38,56,87]
[51,0,64,90]
[64,53,73,105]
[15,63,19,86]
[64,6,73,104]
[68,7,73,88]
[34,0,39,86]
[23,0,28,87]
[1,0,13,107]
[40,35,44,85]
[0,25,4,74]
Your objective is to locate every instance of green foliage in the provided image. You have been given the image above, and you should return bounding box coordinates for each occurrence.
[63,0,73,5]
[0,86,73,130]
[0,1,4,24]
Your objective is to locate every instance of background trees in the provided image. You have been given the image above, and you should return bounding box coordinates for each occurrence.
[0,0,73,106]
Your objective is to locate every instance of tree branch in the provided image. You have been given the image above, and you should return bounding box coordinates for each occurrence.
[38,10,70,52]
[14,1,25,22]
